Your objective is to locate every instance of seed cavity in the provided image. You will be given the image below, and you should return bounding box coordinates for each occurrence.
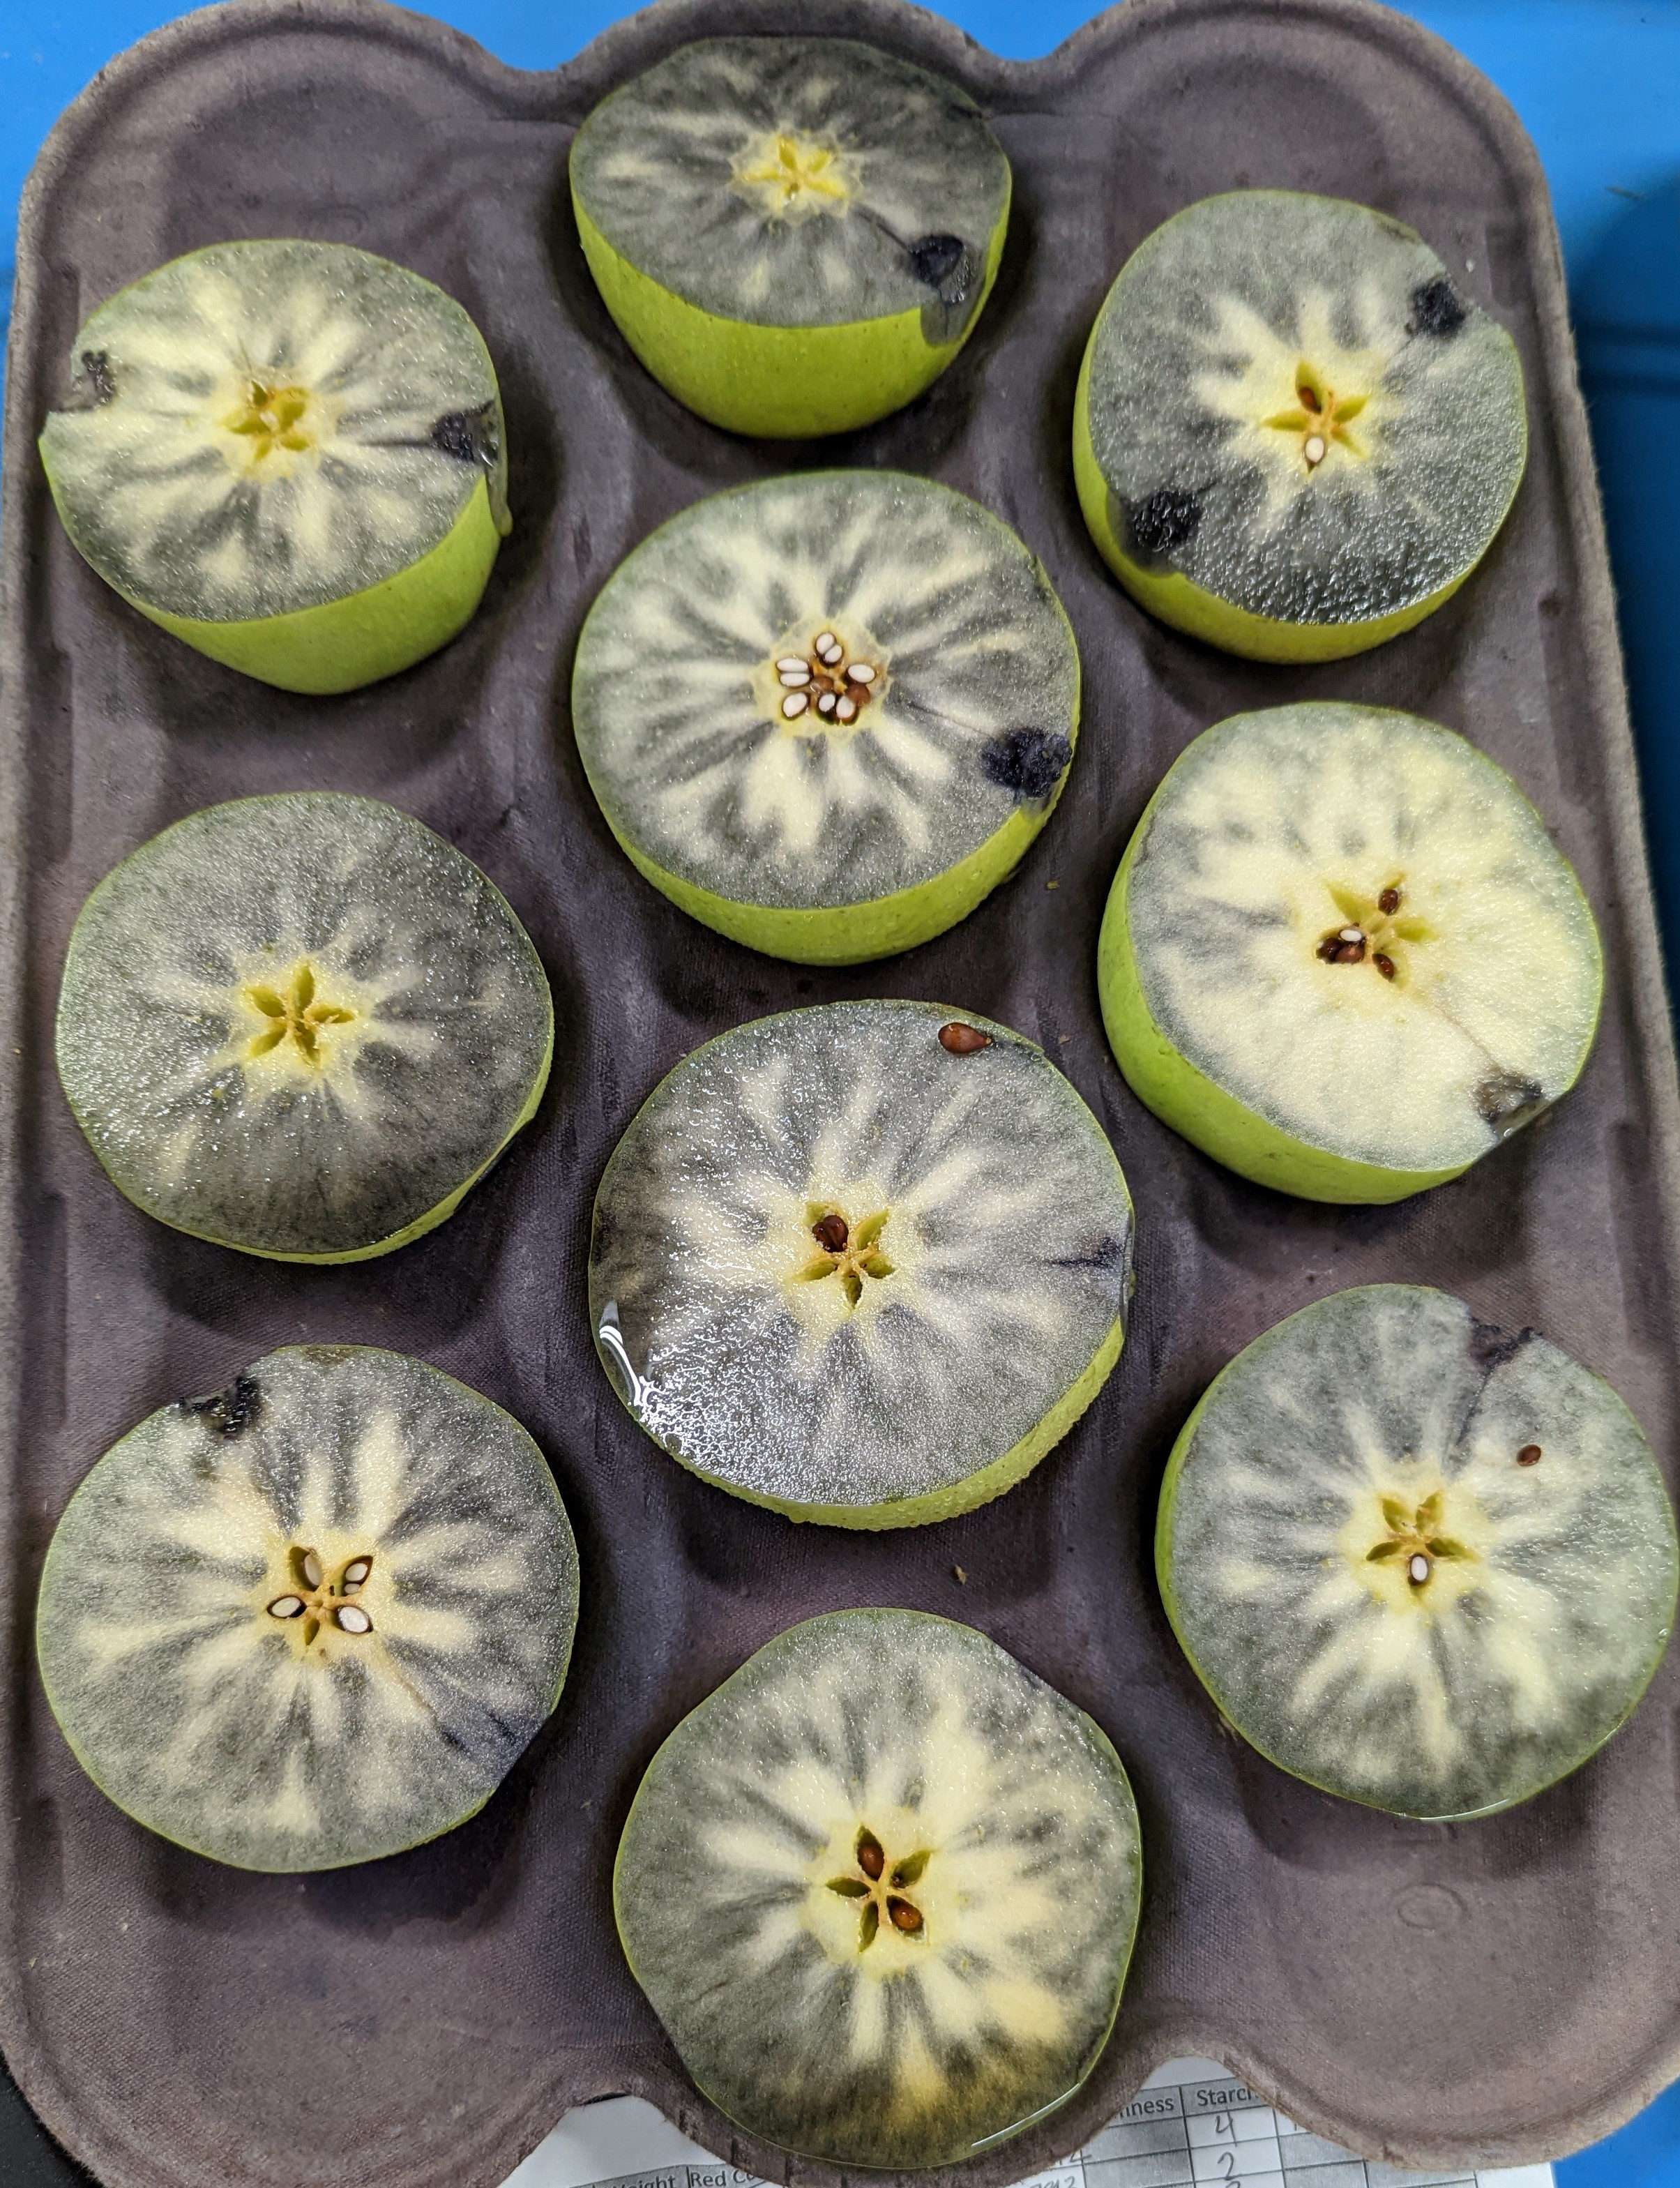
[268,1545,379,1652]
[732,132,854,220]
[1361,1487,1476,1597]
[938,1021,992,1054]
[1517,1443,1543,1466]
[770,631,884,734]
[245,960,356,1066]
[827,1825,930,1952]
[224,377,319,465]
[1315,880,1421,980]
[796,1205,893,1311]
[1266,361,1368,474]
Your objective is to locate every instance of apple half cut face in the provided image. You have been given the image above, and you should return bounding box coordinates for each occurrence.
[573,471,1080,965]
[36,1345,579,1871]
[570,37,1011,438]
[614,1608,1142,2168]
[588,999,1133,1526]
[1098,702,1602,1202]
[1075,190,1527,661]
[39,239,510,692]
[55,794,553,1260]
[1156,1285,1677,1820]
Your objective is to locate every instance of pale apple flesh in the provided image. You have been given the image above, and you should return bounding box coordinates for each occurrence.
[55,794,554,1261]
[614,1609,1142,2168]
[36,1346,579,1871]
[1156,1285,1678,1819]
[589,999,1133,1527]
[1075,190,1527,661]
[1099,702,1603,1202]
[569,36,1011,437]
[39,239,510,689]
[573,470,1080,965]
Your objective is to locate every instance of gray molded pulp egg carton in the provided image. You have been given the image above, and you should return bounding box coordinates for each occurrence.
[3,1,1679,2185]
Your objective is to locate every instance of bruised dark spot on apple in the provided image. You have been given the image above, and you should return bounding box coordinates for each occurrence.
[75,349,117,407]
[907,232,969,300]
[432,401,500,470]
[1473,1069,1545,1136]
[983,727,1072,801]
[180,1371,263,1440]
[1467,1316,1534,1375]
[1125,487,1203,557]
[1409,276,1467,339]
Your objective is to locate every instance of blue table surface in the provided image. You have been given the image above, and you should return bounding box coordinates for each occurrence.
[0,2,1677,2183]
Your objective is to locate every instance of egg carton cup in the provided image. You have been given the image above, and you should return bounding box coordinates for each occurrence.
[3,1,1679,2184]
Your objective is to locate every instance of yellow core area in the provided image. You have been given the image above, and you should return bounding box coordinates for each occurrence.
[1309,875,1437,989]
[262,1539,381,1657]
[751,619,890,744]
[790,1201,896,1312]
[1195,294,1389,506]
[243,961,357,1068]
[1338,1465,1492,1615]
[803,1810,937,1977]
[218,375,333,476]
[731,130,856,222]
[1264,358,1368,471]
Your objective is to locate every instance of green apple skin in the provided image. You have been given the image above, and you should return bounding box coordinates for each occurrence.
[1153,1345,1680,1822]
[574,185,1010,439]
[59,958,552,1267]
[41,463,508,695]
[603,1255,1125,1532]
[1098,805,1470,1205]
[577,538,1077,965]
[1073,342,1487,665]
[604,767,1069,967]
[68,1028,551,1266]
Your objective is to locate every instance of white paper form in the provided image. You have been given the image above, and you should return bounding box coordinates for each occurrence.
[501,2060,1555,2188]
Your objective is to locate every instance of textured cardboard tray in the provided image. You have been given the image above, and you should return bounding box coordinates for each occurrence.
[3,0,1679,2182]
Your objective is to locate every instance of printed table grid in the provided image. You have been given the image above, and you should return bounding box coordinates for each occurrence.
[508,2069,1552,2188]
